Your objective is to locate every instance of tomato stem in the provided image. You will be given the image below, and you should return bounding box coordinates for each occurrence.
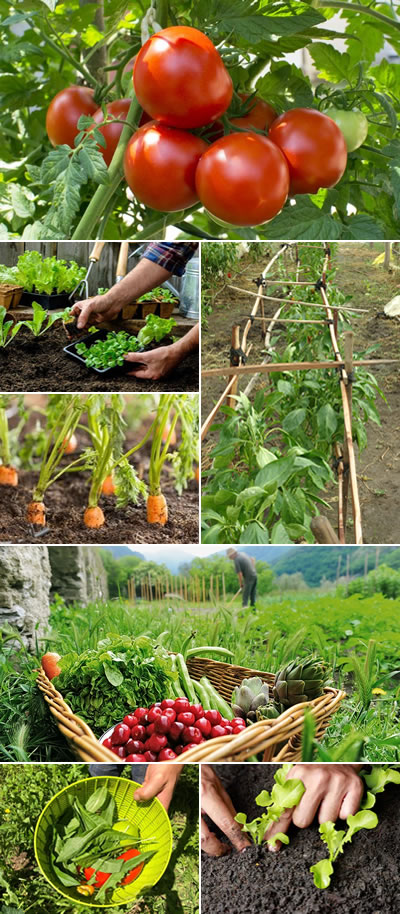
[313,1,400,31]
[156,0,169,29]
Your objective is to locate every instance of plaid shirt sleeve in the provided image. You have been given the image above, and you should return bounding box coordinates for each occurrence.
[142,242,198,276]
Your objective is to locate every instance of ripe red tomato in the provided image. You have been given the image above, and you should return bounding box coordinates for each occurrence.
[133,26,233,128]
[231,93,277,131]
[92,99,131,165]
[268,107,347,194]
[46,86,97,147]
[124,122,207,211]
[195,132,289,226]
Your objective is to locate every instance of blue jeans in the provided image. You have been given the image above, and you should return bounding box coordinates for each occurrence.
[89,764,147,783]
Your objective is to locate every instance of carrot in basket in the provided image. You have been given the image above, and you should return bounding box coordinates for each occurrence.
[84,506,105,528]
[27,501,46,525]
[147,493,168,526]
[101,474,116,495]
[0,465,18,486]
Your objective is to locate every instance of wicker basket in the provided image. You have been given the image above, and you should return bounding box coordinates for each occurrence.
[0,283,23,310]
[37,658,345,764]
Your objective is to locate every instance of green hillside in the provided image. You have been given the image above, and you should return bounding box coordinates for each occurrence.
[271,545,400,586]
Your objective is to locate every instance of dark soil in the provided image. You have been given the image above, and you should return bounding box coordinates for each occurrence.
[0,325,198,392]
[201,243,400,544]
[0,468,198,543]
[201,764,400,914]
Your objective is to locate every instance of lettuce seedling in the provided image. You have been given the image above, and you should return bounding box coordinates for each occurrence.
[310,765,400,889]
[235,764,305,847]
[19,301,67,337]
[137,313,176,346]
[76,331,140,369]
[0,305,22,347]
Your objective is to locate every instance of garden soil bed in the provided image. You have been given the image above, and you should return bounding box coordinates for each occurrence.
[0,324,198,392]
[202,764,400,914]
[201,243,400,544]
[0,469,198,543]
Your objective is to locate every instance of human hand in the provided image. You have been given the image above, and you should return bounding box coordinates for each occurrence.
[125,343,182,379]
[134,763,182,812]
[265,764,363,852]
[201,766,251,857]
[71,295,122,329]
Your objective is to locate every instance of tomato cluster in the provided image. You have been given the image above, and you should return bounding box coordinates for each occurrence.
[45,26,352,228]
[102,697,246,762]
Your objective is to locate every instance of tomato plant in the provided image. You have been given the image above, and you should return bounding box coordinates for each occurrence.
[2,1,400,239]
[268,108,348,194]
[323,107,369,153]
[195,133,290,226]
[92,98,131,165]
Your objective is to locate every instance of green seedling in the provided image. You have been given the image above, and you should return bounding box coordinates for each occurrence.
[138,287,178,303]
[0,306,21,347]
[19,301,66,337]
[15,250,86,295]
[310,765,400,889]
[76,331,140,369]
[136,313,176,347]
[235,764,305,846]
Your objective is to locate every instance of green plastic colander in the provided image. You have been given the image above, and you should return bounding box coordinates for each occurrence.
[34,776,173,908]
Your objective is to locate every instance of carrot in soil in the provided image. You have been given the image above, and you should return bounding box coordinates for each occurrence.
[0,465,18,486]
[147,493,168,526]
[84,505,105,528]
[162,422,177,445]
[63,433,78,454]
[101,473,116,495]
[27,501,46,525]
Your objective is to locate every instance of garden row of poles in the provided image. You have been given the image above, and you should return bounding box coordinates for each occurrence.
[127,573,231,603]
[201,242,399,546]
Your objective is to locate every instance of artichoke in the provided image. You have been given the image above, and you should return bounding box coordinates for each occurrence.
[273,656,327,712]
[232,677,270,722]
[256,705,280,721]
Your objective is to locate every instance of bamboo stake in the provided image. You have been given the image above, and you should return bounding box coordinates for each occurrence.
[342,330,354,535]
[148,573,152,601]
[226,284,368,313]
[310,516,340,544]
[216,576,219,603]
[180,576,184,599]
[248,315,329,325]
[241,244,289,354]
[210,574,213,602]
[201,375,237,439]
[227,324,241,408]
[184,576,188,602]
[197,577,201,604]
[203,576,206,603]
[202,357,399,378]
[222,572,226,602]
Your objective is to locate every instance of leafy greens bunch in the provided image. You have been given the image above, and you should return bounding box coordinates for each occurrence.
[75,315,177,369]
[54,634,177,731]
[49,784,156,902]
[15,251,86,295]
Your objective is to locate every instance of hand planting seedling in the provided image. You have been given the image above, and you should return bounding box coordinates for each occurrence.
[76,331,140,369]
[235,765,306,847]
[20,301,69,337]
[47,784,156,901]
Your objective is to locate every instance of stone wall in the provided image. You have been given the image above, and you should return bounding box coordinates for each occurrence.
[0,546,108,647]
[48,546,108,605]
[0,545,51,646]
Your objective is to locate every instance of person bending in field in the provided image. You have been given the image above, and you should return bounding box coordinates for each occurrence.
[227,547,258,609]
[201,764,363,856]
[71,242,199,380]
[88,762,182,812]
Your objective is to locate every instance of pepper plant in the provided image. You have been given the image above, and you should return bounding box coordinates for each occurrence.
[2,1,400,240]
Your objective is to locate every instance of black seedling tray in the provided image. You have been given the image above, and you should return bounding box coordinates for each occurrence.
[21,290,71,311]
[63,329,145,376]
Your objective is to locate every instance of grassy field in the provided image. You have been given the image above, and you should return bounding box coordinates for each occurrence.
[0,764,199,914]
[1,589,400,763]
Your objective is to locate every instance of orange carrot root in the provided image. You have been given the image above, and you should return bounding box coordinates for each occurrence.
[84,506,105,528]
[27,501,46,525]
[194,465,199,483]
[101,474,116,496]
[0,465,18,486]
[63,433,78,454]
[147,493,168,526]
[162,423,177,445]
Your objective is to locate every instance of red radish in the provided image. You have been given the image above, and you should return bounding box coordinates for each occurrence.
[210,725,227,738]
[233,726,246,734]
[205,710,222,725]
[177,711,195,726]
[174,745,183,755]
[146,723,156,736]
[126,739,145,754]
[125,753,146,762]
[181,742,200,753]
[169,721,185,742]
[224,725,233,734]
[163,708,176,724]
[102,737,113,750]
[196,717,212,737]
[41,652,62,680]
[231,718,246,727]
[158,747,177,761]
[148,706,163,722]
[190,704,204,718]
[161,699,176,710]
[123,714,138,728]
[111,724,131,745]
[182,726,202,744]
[220,718,231,727]
[174,698,190,713]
